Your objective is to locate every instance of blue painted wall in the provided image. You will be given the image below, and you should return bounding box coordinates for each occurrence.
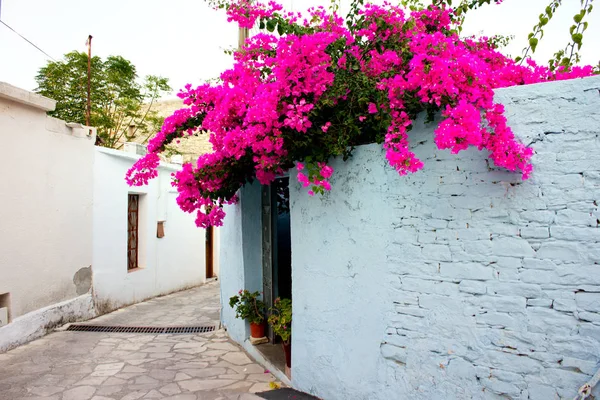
[220,181,263,342]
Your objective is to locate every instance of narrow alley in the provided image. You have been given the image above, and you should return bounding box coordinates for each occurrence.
[0,282,282,400]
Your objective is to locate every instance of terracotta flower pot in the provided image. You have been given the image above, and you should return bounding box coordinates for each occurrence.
[282,341,291,368]
[250,322,266,338]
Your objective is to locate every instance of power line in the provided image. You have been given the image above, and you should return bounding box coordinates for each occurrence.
[0,19,56,61]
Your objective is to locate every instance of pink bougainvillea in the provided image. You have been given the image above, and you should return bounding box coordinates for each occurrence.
[125,0,596,228]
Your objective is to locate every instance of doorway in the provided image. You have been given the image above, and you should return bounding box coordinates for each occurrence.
[259,177,292,373]
[205,226,214,279]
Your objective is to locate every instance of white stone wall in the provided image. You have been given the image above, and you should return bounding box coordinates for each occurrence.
[0,82,97,352]
[92,147,207,312]
[290,76,600,400]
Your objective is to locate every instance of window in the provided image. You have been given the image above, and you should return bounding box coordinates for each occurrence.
[127,194,140,270]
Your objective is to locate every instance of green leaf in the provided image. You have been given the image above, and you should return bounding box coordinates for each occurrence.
[266,19,276,32]
[529,37,539,52]
[572,33,583,44]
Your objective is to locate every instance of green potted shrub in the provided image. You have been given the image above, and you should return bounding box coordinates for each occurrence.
[229,290,266,338]
[268,297,292,368]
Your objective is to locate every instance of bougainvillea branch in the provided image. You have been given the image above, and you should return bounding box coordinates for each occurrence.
[125,0,597,228]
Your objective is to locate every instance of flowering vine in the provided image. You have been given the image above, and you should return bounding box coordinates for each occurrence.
[125,0,597,228]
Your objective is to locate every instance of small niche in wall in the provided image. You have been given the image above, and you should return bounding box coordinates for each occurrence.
[157,221,165,238]
[0,293,11,326]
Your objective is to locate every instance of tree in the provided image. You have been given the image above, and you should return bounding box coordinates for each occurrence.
[35,51,171,149]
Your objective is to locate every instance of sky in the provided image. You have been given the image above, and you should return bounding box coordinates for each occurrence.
[1,0,598,100]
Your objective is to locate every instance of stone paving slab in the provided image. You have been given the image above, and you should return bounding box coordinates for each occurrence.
[0,282,281,400]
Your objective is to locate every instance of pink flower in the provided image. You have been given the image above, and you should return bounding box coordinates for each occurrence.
[123,0,596,228]
[319,164,334,179]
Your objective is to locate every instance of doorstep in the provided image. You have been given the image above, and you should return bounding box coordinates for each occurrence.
[243,339,292,387]
[255,388,321,399]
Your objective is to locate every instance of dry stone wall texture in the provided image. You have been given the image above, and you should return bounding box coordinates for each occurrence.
[289,76,600,400]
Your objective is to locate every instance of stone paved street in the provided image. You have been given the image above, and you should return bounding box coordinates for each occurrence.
[0,282,282,400]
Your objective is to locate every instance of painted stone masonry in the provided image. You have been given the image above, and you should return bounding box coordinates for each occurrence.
[286,76,600,399]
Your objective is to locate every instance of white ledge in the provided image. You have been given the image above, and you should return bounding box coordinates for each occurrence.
[0,82,56,112]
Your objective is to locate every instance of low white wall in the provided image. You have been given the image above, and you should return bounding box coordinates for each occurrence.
[92,147,206,312]
[0,82,96,352]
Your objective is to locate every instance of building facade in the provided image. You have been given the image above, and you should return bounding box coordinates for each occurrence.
[219,76,600,399]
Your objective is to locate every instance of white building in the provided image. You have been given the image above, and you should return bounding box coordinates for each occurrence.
[0,82,217,352]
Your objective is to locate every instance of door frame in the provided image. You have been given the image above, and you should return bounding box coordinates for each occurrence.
[205,226,214,279]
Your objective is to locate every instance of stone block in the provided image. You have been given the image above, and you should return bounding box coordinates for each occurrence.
[522,258,556,270]
[576,311,600,324]
[481,377,521,397]
[527,307,579,336]
[417,230,437,244]
[400,277,459,296]
[520,227,550,239]
[553,298,577,312]
[527,299,553,308]
[487,282,542,298]
[440,263,495,281]
[394,305,426,318]
[463,240,493,255]
[473,296,526,313]
[556,209,596,227]
[492,237,535,258]
[476,312,520,330]
[575,292,600,312]
[550,226,600,242]
[520,210,555,224]
[526,383,558,400]
[535,242,584,261]
[459,280,487,295]
[380,344,407,364]
[422,244,452,261]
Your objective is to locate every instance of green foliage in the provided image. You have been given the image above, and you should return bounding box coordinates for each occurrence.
[35,51,171,149]
[549,0,595,71]
[516,0,563,64]
[268,298,292,344]
[229,290,266,324]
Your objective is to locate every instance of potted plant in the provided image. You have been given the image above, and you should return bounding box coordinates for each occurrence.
[229,290,266,338]
[268,297,292,368]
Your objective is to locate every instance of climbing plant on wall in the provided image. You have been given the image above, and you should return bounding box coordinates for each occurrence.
[126,0,598,228]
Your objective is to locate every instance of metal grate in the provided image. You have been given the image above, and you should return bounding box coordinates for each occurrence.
[66,324,216,334]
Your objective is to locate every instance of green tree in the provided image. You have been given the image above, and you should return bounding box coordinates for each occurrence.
[35,51,171,149]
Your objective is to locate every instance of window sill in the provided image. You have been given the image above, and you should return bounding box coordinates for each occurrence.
[127,267,145,273]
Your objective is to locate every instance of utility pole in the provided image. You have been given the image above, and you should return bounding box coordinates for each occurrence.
[86,35,93,127]
[238,26,249,49]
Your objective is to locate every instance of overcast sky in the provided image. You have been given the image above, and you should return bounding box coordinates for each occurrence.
[1,0,598,99]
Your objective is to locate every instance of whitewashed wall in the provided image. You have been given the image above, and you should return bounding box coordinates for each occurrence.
[0,83,96,351]
[219,76,600,399]
[92,147,207,312]
[290,76,600,400]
